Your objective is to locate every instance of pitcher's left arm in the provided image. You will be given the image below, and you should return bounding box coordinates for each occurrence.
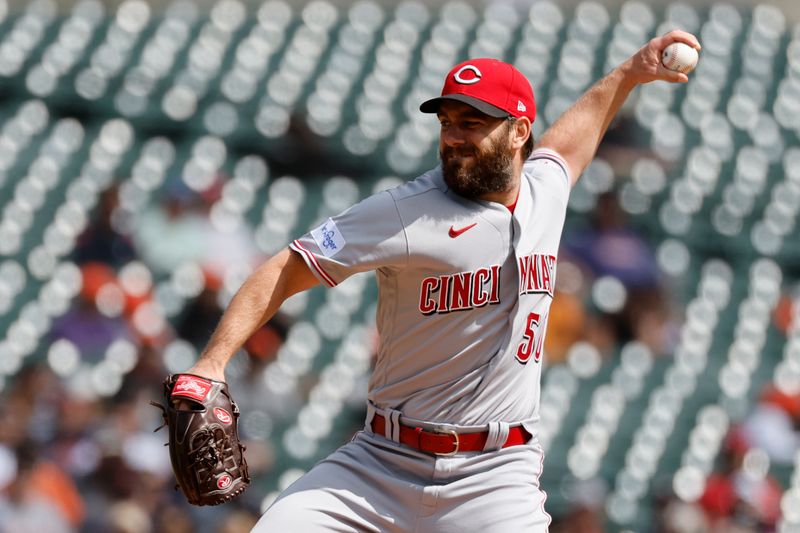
[536,30,701,185]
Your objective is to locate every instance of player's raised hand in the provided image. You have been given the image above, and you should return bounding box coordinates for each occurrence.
[621,29,701,85]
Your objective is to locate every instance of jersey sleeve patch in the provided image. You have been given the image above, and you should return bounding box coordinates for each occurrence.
[311,218,346,258]
[290,240,338,287]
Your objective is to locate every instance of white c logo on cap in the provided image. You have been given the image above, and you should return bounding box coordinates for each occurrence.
[454,65,482,85]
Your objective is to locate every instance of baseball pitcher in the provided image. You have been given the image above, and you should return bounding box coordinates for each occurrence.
[168,31,700,531]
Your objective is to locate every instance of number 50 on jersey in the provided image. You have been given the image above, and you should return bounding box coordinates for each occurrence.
[516,311,546,364]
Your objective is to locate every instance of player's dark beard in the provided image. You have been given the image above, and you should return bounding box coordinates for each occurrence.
[440,133,514,200]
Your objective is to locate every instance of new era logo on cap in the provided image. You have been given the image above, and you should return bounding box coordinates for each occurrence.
[420,58,536,122]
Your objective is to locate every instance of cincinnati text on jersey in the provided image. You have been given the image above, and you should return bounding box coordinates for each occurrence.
[416,254,556,315]
[518,253,556,297]
[418,265,502,314]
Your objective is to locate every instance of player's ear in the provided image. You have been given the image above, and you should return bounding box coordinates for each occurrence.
[510,117,531,152]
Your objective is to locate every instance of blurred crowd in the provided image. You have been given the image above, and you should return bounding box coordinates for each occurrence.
[0,178,273,533]
[548,191,674,364]
[548,383,800,533]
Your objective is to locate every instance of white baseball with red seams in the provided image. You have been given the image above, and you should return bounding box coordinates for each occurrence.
[661,42,699,73]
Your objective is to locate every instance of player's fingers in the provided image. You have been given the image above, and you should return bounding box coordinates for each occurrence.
[659,29,701,50]
[656,64,689,83]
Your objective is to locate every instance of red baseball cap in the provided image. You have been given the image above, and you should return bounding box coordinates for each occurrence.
[420,58,536,122]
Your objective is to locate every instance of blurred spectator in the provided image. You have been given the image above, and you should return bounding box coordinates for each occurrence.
[217,509,260,532]
[550,477,607,533]
[544,258,589,363]
[658,500,710,533]
[564,191,670,353]
[698,427,783,531]
[773,285,799,336]
[73,185,137,268]
[175,284,224,348]
[50,393,103,478]
[107,499,151,533]
[131,176,261,280]
[132,179,209,274]
[740,386,800,466]
[565,192,660,289]
[153,504,194,533]
[545,289,587,364]
[0,443,78,533]
[49,263,138,363]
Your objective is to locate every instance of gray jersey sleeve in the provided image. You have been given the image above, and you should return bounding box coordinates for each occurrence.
[290,190,408,287]
[525,148,572,201]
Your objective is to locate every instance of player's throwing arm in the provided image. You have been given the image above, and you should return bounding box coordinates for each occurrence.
[537,30,701,185]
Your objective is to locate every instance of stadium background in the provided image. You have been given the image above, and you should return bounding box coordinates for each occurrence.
[0,0,798,531]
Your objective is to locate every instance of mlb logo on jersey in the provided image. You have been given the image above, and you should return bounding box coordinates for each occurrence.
[311,218,346,258]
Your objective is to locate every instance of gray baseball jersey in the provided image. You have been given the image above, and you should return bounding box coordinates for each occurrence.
[290,148,571,428]
[256,149,570,532]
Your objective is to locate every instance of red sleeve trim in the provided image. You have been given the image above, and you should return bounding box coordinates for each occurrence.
[290,240,337,287]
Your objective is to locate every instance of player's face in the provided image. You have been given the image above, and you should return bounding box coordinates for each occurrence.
[437,102,515,200]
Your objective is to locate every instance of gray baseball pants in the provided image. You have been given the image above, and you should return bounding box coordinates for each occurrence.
[252,424,550,532]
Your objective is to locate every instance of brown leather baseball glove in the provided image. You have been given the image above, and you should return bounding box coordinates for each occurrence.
[152,374,249,505]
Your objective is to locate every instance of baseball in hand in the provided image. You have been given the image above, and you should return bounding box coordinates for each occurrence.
[661,42,699,74]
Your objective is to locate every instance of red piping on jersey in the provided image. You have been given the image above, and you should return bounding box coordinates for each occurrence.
[291,240,337,287]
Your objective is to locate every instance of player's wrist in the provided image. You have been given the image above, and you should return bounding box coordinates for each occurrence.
[186,357,227,383]
[613,60,642,91]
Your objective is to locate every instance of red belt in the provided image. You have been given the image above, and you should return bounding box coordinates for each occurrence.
[371,414,531,456]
